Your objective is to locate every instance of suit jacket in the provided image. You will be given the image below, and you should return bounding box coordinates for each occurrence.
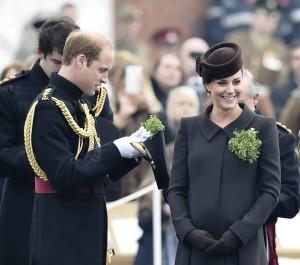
[167,104,281,265]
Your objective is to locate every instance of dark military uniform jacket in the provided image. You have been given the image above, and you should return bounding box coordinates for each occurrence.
[167,104,281,265]
[0,60,49,265]
[226,31,289,88]
[0,60,113,265]
[270,123,300,220]
[28,73,139,265]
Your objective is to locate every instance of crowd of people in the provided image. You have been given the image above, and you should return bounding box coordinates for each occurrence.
[0,1,300,265]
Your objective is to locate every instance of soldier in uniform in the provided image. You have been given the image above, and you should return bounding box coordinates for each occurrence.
[278,39,300,138]
[115,3,152,73]
[226,0,289,89]
[24,30,150,265]
[278,88,300,140]
[0,17,81,265]
[240,69,300,265]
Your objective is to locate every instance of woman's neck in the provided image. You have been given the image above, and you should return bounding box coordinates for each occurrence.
[210,105,242,128]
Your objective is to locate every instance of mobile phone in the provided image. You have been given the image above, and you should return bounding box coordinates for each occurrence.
[125,65,143,94]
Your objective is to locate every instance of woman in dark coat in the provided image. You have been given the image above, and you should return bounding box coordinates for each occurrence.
[167,42,281,265]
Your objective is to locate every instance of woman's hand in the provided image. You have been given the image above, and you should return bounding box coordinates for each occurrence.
[205,230,241,256]
[184,229,216,251]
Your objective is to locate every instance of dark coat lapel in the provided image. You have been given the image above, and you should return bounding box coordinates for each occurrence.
[197,103,256,141]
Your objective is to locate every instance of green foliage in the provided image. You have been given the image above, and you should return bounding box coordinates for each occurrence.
[228,128,262,163]
[142,115,165,137]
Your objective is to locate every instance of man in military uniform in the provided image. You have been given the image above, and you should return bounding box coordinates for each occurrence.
[278,39,300,139]
[24,30,150,265]
[115,3,152,73]
[226,0,289,117]
[0,17,81,265]
[241,69,300,265]
[271,39,300,120]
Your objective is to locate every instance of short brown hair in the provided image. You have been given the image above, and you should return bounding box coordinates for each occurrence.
[62,31,112,66]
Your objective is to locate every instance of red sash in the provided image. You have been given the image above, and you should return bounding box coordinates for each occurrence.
[35,176,104,194]
[266,218,279,265]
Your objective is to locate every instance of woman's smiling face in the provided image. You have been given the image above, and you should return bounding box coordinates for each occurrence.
[207,70,243,112]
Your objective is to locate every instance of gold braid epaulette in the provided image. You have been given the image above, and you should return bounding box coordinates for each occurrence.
[93,85,107,117]
[24,88,100,182]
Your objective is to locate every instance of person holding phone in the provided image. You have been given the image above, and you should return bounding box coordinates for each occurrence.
[108,50,168,199]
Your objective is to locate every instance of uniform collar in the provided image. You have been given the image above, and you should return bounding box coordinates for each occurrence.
[197,103,256,141]
[31,59,50,86]
[49,73,83,100]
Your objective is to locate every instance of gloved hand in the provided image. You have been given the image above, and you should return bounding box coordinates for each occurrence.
[114,127,151,158]
[130,126,151,142]
[184,229,216,251]
[205,230,241,256]
[113,136,141,158]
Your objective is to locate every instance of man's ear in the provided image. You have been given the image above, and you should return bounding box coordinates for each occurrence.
[253,93,259,107]
[76,54,86,68]
[37,47,44,59]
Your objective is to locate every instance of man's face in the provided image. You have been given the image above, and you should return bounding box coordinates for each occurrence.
[39,50,63,78]
[154,54,183,91]
[79,46,115,96]
[180,39,208,78]
[239,76,257,111]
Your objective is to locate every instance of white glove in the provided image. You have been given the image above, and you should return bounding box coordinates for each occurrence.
[113,136,141,158]
[130,126,151,142]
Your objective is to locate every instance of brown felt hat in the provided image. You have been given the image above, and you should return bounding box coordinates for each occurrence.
[196,42,243,83]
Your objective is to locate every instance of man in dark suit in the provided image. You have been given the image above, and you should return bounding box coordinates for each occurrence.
[25,30,151,265]
[240,69,300,265]
[0,17,81,265]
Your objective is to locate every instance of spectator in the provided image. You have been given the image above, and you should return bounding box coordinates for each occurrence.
[274,39,300,130]
[226,1,289,89]
[0,60,26,80]
[58,3,79,22]
[151,52,184,110]
[202,0,253,45]
[179,37,209,108]
[133,171,172,265]
[166,85,200,137]
[115,3,152,73]
[109,50,165,199]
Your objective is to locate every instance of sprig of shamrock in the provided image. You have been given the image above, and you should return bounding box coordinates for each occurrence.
[141,115,165,139]
[228,128,262,163]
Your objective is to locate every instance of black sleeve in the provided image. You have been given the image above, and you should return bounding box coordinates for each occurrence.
[0,86,33,178]
[32,100,138,192]
[270,131,300,219]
